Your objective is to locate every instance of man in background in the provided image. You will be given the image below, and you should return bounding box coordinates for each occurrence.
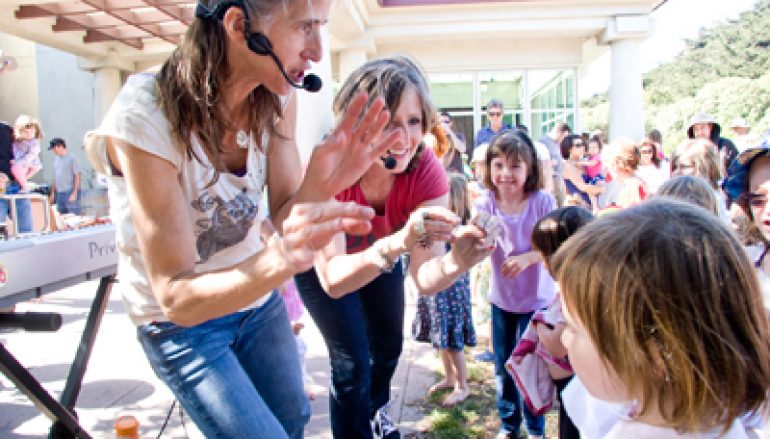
[48,137,81,215]
[473,99,511,164]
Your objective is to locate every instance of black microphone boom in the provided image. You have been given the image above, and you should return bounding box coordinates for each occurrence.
[267,51,322,93]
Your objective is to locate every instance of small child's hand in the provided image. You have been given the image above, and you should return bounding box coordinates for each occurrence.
[469,212,501,250]
[535,321,568,358]
[501,254,531,278]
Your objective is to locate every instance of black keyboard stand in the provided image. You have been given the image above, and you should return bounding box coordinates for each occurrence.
[0,274,116,439]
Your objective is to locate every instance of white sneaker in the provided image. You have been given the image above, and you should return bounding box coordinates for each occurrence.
[370,401,400,439]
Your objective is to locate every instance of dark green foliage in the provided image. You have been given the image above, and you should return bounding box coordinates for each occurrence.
[580,0,770,151]
[645,0,770,105]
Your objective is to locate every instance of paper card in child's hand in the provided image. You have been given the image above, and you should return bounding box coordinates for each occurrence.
[471,212,502,250]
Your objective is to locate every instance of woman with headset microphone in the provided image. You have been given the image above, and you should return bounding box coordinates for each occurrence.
[84,0,399,437]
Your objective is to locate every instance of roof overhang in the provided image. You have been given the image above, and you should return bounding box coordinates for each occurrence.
[0,0,664,71]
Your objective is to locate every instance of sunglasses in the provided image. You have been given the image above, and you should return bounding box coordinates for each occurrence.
[742,192,768,208]
[573,142,585,147]
[488,112,502,117]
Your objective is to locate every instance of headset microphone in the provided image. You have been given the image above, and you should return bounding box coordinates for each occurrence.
[301,74,323,93]
[246,32,323,93]
[381,156,397,170]
[195,1,323,93]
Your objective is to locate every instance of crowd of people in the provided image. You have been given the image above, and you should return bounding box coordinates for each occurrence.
[422,99,770,439]
[0,115,83,238]
[0,0,755,437]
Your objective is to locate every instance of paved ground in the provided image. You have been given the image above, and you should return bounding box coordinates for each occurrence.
[0,279,438,438]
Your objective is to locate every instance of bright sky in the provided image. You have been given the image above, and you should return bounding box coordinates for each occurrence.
[580,0,758,99]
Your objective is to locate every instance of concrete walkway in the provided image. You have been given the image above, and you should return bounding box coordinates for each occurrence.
[0,280,438,438]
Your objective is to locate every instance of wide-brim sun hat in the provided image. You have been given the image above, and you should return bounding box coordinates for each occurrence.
[723,128,770,201]
[730,117,749,129]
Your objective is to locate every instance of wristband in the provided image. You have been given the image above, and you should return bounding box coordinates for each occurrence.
[372,242,396,274]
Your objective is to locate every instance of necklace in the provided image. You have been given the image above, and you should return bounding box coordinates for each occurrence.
[236,129,250,149]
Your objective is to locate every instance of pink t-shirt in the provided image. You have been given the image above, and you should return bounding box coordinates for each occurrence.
[336,148,449,254]
[585,154,603,179]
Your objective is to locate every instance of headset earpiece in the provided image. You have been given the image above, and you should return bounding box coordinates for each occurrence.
[246,32,272,56]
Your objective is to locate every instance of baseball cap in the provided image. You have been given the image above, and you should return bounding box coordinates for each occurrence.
[48,137,65,150]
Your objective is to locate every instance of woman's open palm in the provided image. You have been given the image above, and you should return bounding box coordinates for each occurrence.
[302,93,401,199]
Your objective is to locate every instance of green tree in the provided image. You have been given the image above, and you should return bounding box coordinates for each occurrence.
[581,0,770,151]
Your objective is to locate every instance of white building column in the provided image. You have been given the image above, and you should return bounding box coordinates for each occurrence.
[92,67,122,126]
[296,27,335,164]
[338,48,367,85]
[600,15,653,141]
[78,53,135,126]
[608,38,644,141]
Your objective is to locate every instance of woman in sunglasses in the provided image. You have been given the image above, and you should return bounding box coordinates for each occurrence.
[636,138,669,194]
[560,134,604,210]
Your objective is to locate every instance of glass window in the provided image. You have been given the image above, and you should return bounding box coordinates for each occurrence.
[429,72,474,147]
[430,72,473,111]
[427,68,576,145]
[479,71,524,111]
[528,69,575,111]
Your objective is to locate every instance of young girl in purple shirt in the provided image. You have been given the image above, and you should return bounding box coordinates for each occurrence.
[473,130,556,439]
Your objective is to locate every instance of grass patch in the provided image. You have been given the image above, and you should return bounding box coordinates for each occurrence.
[407,342,559,438]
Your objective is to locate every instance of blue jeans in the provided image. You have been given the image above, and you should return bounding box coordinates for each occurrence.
[0,183,32,232]
[136,292,310,439]
[492,304,544,436]
[55,190,81,215]
[295,260,405,439]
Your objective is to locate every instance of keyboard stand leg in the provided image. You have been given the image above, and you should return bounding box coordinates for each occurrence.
[0,344,90,439]
[49,274,115,438]
[0,273,115,439]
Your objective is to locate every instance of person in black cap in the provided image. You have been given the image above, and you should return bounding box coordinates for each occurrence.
[48,137,81,215]
[723,128,770,308]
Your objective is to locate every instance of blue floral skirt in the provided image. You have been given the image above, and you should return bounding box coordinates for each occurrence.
[412,272,476,351]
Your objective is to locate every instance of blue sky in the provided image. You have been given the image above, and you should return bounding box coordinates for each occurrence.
[580,0,758,98]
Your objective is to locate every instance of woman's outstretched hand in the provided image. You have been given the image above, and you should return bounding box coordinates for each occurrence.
[299,92,401,201]
[398,207,461,251]
[274,201,375,273]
